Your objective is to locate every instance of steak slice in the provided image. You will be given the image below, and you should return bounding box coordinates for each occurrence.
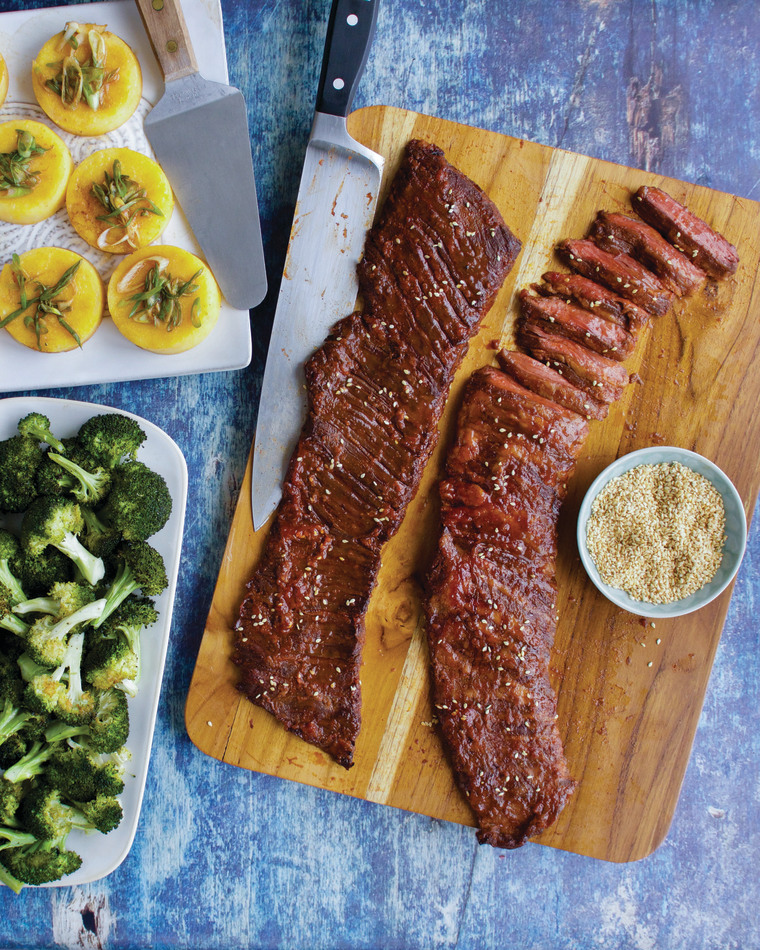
[234,140,521,768]
[557,238,674,317]
[517,321,629,404]
[496,349,608,420]
[518,289,636,361]
[425,366,587,848]
[633,186,739,279]
[588,210,706,297]
[538,271,650,336]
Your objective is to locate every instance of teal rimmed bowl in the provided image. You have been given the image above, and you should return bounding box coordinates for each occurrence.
[577,447,747,618]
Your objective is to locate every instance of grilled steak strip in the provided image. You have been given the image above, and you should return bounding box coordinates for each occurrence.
[425,366,586,849]
[634,186,739,279]
[496,349,608,420]
[518,289,635,361]
[517,321,629,404]
[589,211,706,297]
[538,271,650,335]
[557,238,674,317]
[234,140,521,769]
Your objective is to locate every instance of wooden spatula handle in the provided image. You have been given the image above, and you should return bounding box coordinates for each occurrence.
[134,0,199,82]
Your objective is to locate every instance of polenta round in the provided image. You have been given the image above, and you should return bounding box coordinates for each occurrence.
[0,52,8,108]
[66,148,173,252]
[107,245,221,354]
[0,119,73,224]
[32,23,142,136]
[0,247,104,352]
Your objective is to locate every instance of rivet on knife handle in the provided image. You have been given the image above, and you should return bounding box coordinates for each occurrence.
[134,0,198,82]
[316,0,380,119]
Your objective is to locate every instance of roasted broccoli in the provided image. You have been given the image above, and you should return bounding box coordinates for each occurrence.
[22,785,122,839]
[0,592,29,640]
[0,530,25,604]
[2,736,62,784]
[13,580,97,619]
[79,506,121,559]
[0,778,25,826]
[85,596,157,696]
[45,687,130,756]
[44,452,112,506]
[16,547,73,598]
[24,598,106,668]
[0,435,43,513]
[98,460,172,542]
[46,741,127,801]
[94,543,167,629]
[77,413,146,469]
[21,496,105,585]
[17,413,65,454]
[0,835,82,891]
[23,631,96,725]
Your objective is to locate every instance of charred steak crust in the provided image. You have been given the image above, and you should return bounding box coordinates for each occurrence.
[424,366,586,849]
[234,140,521,769]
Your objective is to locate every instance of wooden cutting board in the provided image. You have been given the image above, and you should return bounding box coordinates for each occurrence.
[185,105,760,863]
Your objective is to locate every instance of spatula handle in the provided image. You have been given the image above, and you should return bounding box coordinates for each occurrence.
[316,0,380,118]
[134,0,199,83]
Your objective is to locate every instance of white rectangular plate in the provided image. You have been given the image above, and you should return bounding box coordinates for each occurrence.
[0,0,253,391]
[0,395,188,887]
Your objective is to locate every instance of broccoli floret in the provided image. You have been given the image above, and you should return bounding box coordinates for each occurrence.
[0,529,26,604]
[41,687,129,756]
[45,452,112,506]
[0,826,37,849]
[21,496,105,585]
[77,413,146,469]
[23,631,97,725]
[0,435,43,513]
[0,735,28,771]
[2,737,62,783]
[0,592,29,640]
[94,543,167,629]
[83,634,139,694]
[0,836,82,890]
[13,580,97,619]
[80,506,121,559]
[0,778,25,826]
[85,597,157,696]
[45,743,125,801]
[98,461,172,542]
[24,598,106,667]
[0,694,39,748]
[22,785,122,839]
[17,547,73,597]
[17,413,65,454]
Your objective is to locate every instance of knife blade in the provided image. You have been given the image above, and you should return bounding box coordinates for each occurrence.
[251,0,384,530]
[134,0,267,311]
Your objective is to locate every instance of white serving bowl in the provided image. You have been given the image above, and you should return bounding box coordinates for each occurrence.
[577,446,747,618]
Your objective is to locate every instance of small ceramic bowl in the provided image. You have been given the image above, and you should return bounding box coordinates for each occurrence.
[577,446,747,618]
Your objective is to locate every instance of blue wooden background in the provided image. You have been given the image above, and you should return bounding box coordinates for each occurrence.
[1,1,759,947]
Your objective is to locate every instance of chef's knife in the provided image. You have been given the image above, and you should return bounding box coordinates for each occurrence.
[134,0,267,311]
[251,0,384,530]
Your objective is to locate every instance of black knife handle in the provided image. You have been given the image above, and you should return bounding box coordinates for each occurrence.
[315,0,380,118]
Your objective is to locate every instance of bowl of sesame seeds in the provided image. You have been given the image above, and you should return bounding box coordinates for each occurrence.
[576,446,747,618]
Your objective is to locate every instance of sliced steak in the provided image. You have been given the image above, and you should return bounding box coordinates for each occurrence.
[589,210,706,296]
[633,186,739,279]
[517,320,629,404]
[557,238,674,317]
[538,271,650,336]
[518,289,636,361]
[496,349,608,420]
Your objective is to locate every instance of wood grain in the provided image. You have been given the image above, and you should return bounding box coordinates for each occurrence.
[185,105,760,863]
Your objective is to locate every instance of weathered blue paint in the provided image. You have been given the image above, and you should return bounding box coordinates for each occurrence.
[1,1,759,948]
